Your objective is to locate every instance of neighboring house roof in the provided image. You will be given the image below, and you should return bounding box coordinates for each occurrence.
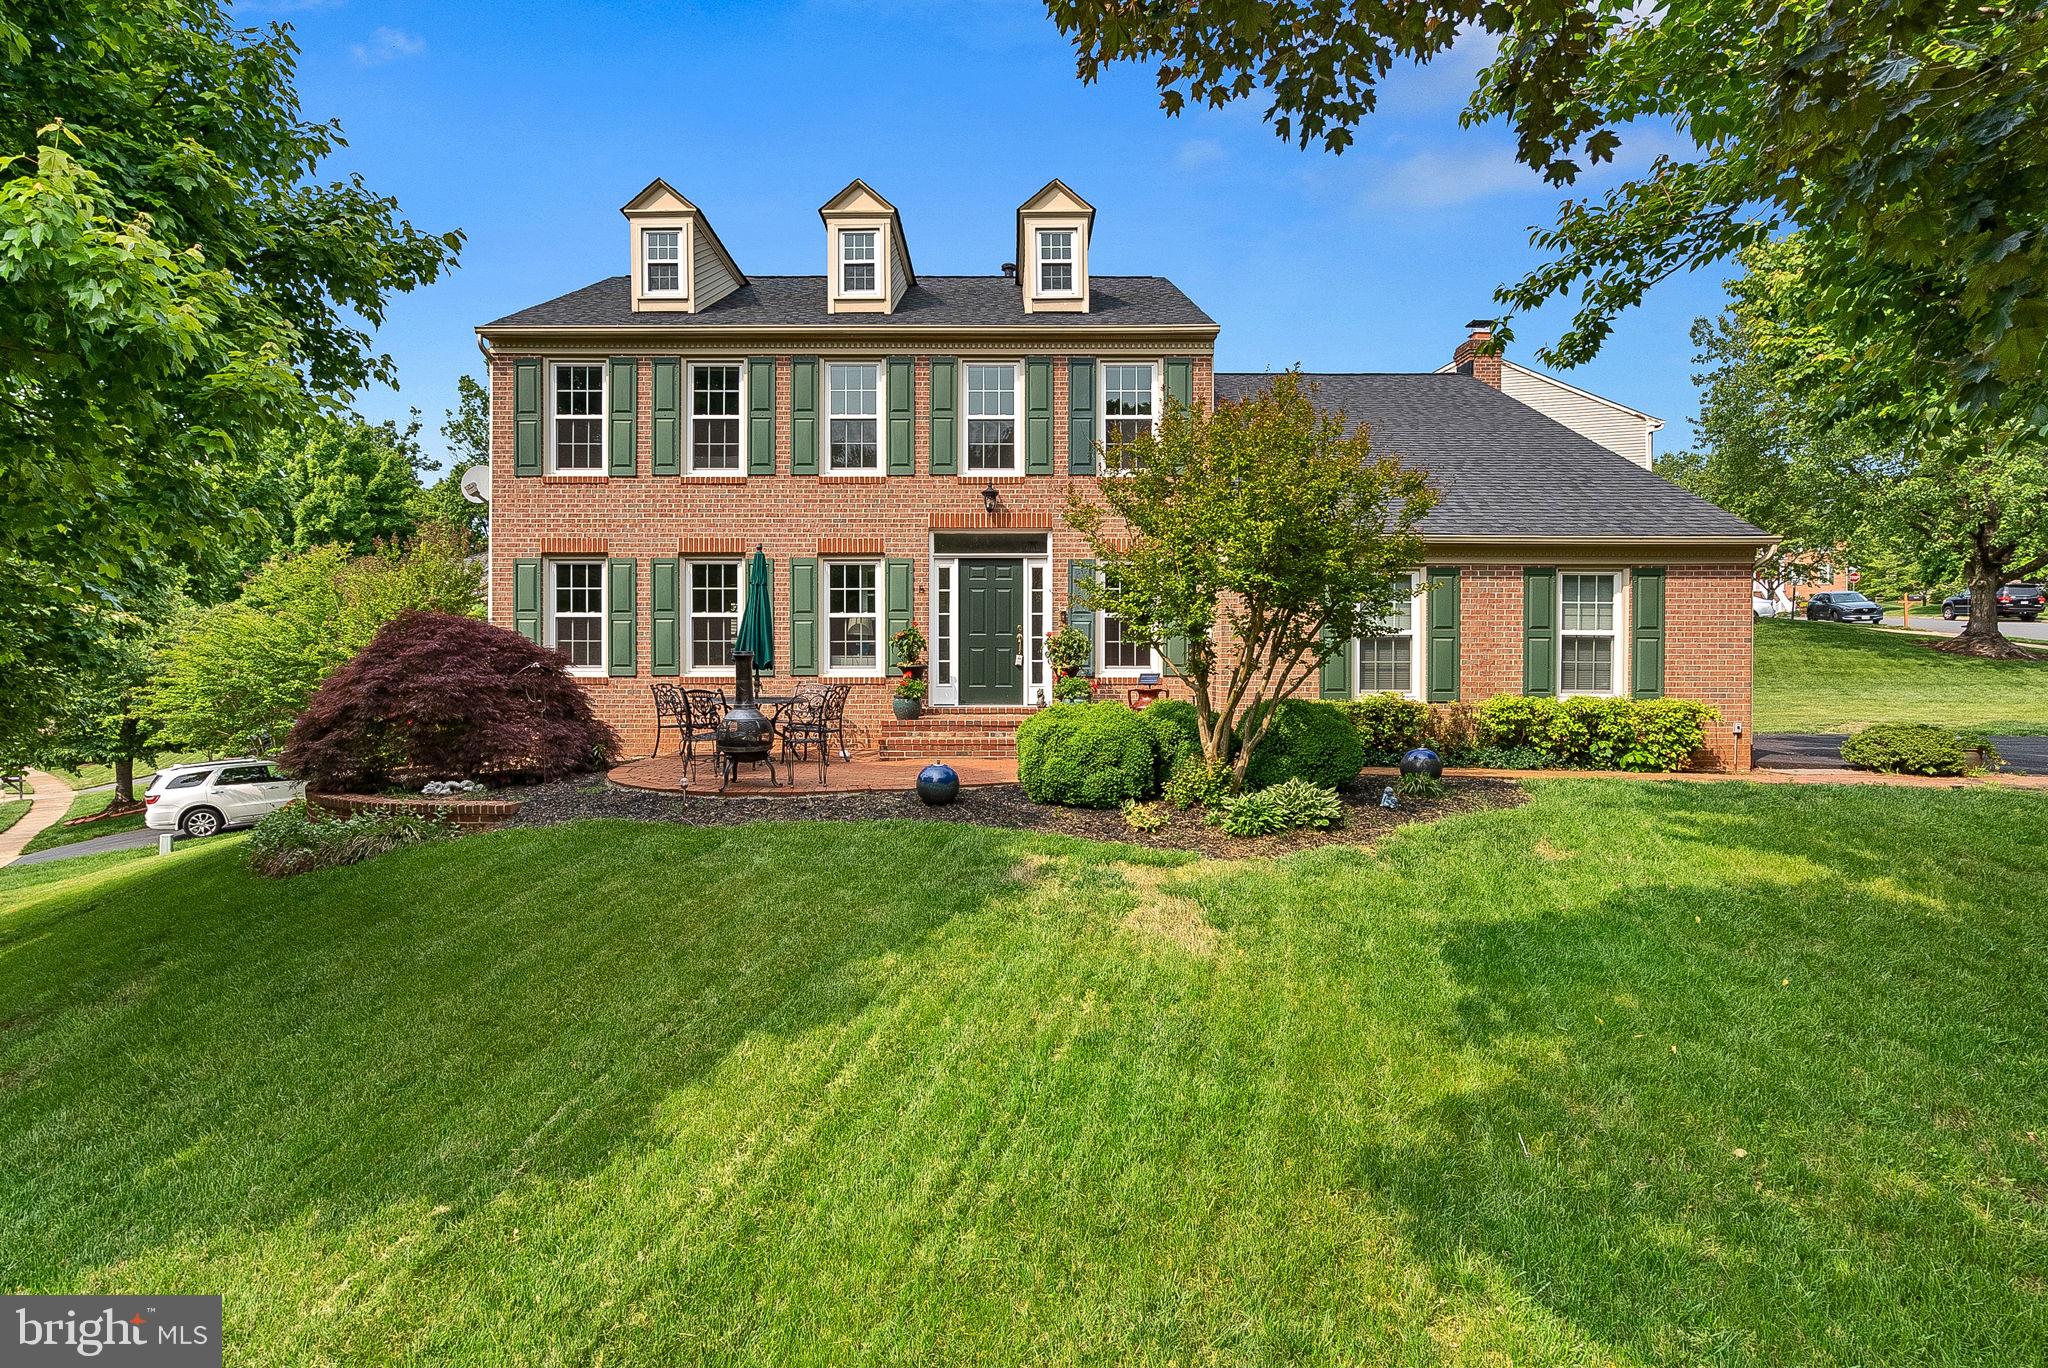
[1433,357,1663,426]
[1216,372,1769,542]
[483,275,1216,331]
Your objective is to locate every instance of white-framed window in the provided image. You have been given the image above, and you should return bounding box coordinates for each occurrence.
[934,564,953,687]
[686,560,741,672]
[1356,572,1420,697]
[1037,228,1076,295]
[827,362,880,472]
[548,560,604,673]
[1101,362,1157,470]
[1029,562,1047,696]
[689,362,743,473]
[825,561,881,674]
[643,228,683,295]
[551,362,605,473]
[839,229,879,295]
[1097,568,1157,676]
[964,362,1019,471]
[1560,571,1622,695]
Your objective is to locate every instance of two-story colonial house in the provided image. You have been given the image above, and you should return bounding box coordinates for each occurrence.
[475,179,1771,769]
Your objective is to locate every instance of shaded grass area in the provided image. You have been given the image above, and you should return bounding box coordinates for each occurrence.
[19,790,147,855]
[0,799,28,837]
[2,783,2045,1365]
[1755,617,2048,733]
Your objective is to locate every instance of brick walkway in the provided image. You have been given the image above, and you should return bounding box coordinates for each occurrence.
[610,750,1020,797]
[0,771,75,866]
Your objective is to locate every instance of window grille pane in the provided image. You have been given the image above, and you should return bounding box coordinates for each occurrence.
[1561,637,1613,693]
[644,231,681,292]
[1038,230,1074,293]
[830,419,877,469]
[1561,574,1616,632]
[936,566,952,686]
[1102,614,1149,670]
[841,231,877,292]
[1357,637,1412,694]
[691,365,742,471]
[555,617,601,669]
[966,418,1014,470]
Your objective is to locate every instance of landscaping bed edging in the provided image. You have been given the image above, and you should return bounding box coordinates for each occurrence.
[308,791,522,831]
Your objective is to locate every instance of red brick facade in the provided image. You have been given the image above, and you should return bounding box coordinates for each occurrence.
[486,349,1756,771]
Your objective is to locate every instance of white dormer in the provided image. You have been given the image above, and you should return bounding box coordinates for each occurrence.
[622,179,745,314]
[819,179,913,314]
[1016,179,1094,314]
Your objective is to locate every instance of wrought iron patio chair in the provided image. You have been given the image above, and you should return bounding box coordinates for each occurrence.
[650,684,689,758]
[680,687,728,777]
[777,693,832,785]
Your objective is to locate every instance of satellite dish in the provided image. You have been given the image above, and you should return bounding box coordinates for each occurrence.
[460,463,491,504]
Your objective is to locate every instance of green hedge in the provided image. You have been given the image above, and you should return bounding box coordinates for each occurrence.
[1840,723,1999,776]
[1141,698,1202,786]
[1476,695,1717,772]
[1245,699,1365,791]
[1339,693,1430,762]
[1017,702,1159,808]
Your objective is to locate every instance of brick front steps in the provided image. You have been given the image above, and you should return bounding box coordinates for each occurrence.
[877,706,1037,759]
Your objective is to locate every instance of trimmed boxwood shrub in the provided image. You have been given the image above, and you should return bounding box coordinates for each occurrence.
[1840,723,1999,776]
[1016,701,1158,807]
[1476,695,1716,771]
[1340,693,1430,762]
[1141,698,1202,783]
[1244,699,1365,791]
[282,611,619,791]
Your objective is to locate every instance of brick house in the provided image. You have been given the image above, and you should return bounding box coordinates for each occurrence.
[475,179,1772,770]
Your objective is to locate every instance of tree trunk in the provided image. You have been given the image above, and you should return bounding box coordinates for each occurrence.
[113,715,140,805]
[1936,540,2032,659]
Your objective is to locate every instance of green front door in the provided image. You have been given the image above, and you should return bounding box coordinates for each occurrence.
[960,559,1024,704]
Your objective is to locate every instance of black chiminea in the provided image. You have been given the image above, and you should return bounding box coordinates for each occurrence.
[712,651,778,789]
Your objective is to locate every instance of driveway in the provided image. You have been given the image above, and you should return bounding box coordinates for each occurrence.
[1757,733,2048,775]
[1881,613,2048,644]
[5,826,208,867]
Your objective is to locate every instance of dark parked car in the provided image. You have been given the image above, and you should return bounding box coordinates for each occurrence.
[1805,591,1886,623]
[1941,584,2044,622]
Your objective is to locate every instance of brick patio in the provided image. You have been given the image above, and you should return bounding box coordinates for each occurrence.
[610,750,1019,797]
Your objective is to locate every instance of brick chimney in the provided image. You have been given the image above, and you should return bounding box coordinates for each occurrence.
[1452,319,1503,389]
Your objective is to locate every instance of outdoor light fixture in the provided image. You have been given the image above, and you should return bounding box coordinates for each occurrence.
[982,481,1000,516]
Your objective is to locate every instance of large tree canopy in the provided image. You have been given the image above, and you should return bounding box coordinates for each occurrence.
[0,1,461,753]
[1048,0,2048,406]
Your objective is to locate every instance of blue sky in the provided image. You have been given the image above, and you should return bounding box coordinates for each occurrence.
[249,0,1732,469]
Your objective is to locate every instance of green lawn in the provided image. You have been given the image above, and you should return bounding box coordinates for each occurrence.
[17,788,148,855]
[0,799,28,837]
[3,785,2045,1365]
[1754,617,2048,733]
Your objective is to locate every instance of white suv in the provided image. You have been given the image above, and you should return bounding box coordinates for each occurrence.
[144,759,304,838]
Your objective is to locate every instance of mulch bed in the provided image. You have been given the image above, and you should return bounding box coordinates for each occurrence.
[505,775,1526,856]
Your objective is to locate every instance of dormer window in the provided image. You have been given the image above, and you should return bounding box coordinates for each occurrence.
[839,229,879,295]
[643,229,682,295]
[1037,229,1076,295]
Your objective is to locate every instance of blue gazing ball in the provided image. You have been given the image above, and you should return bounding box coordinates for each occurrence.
[916,763,961,805]
[1399,747,1444,780]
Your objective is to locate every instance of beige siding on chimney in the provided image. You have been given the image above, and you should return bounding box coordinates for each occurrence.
[1499,365,1658,468]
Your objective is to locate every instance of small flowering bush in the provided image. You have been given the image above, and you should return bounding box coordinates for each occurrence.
[247,802,456,878]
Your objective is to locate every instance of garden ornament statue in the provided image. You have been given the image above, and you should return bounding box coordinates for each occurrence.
[1379,785,1398,810]
[917,763,960,805]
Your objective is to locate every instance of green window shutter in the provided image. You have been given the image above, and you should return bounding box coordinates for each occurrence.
[1425,567,1461,703]
[1631,568,1667,698]
[748,357,777,476]
[607,558,637,675]
[789,557,819,676]
[790,358,819,476]
[650,358,680,476]
[513,559,542,641]
[1523,567,1558,696]
[929,358,958,475]
[608,357,638,477]
[1319,624,1351,699]
[1067,559,1095,674]
[886,356,915,475]
[1162,633,1188,675]
[1164,357,1194,411]
[1025,356,1054,475]
[885,558,915,665]
[650,558,680,676]
[1068,358,1097,474]
[513,360,543,477]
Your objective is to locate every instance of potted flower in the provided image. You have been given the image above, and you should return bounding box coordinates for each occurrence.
[892,675,928,720]
[1051,674,1095,704]
[891,625,928,682]
[1044,624,1093,703]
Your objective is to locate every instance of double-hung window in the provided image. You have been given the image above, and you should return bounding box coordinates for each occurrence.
[1101,362,1157,470]
[687,560,741,671]
[689,363,742,472]
[1560,572,1621,695]
[1097,569,1155,675]
[825,562,881,673]
[549,560,604,672]
[840,229,878,295]
[551,363,605,472]
[1037,229,1075,294]
[1357,572,1419,696]
[643,229,682,295]
[964,362,1018,471]
[827,362,880,472]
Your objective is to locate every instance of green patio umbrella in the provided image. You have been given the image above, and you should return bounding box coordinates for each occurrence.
[735,544,775,683]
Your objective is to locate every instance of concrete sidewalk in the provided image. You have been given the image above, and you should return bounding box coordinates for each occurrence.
[0,771,75,866]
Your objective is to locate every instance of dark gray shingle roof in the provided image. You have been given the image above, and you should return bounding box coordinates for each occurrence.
[485,275,1216,330]
[1216,372,1769,541]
